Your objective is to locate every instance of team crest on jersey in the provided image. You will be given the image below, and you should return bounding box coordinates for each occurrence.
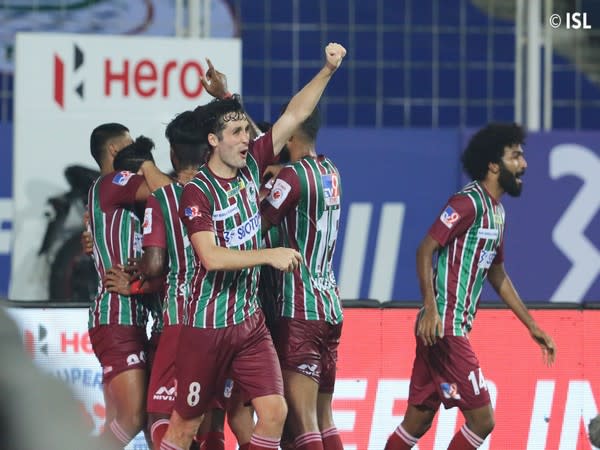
[184,206,202,219]
[441,382,461,400]
[143,208,153,235]
[246,181,257,201]
[267,178,292,209]
[440,205,461,229]
[112,171,134,186]
[322,173,340,207]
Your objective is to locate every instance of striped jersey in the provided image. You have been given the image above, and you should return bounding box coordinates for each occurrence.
[429,181,506,336]
[261,155,343,324]
[143,182,195,327]
[179,130,275,328]
[87,171,148,328]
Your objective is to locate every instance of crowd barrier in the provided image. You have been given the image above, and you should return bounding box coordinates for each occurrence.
[2,299,598,450]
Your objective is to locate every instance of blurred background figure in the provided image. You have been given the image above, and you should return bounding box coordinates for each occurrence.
[0,306,110,450]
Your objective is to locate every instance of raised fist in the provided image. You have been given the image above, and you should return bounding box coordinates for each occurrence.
[324,42,347,72]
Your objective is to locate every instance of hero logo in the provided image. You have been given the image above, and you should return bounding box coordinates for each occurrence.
[24,324,48,358]
[53,44,85,109]
[53,43,205,109]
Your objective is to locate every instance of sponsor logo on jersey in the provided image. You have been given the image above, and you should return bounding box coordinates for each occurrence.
[441,382,461,400]
[223,378,234,398]
[227,178,246,197]
[112,171,134,186]
[134,232,143,254]
[322,173,340,207]
[440,205,461,229]
[212,204,239,221]
[478,249,496,269]
[223,211,261,248]
[477,228,499,240]
[143,208,153,235]
[267,178,291,209]
[184,206,202,219]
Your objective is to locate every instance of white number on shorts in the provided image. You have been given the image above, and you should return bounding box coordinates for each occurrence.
[187,382,201,406]
[467,368,487,395]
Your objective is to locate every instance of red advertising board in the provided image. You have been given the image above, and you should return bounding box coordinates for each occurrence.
[327,308,599,450]
[6,306,599,449]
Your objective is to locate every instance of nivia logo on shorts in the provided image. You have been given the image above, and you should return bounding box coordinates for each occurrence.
[154,385,176,401]
[297,363,319,377]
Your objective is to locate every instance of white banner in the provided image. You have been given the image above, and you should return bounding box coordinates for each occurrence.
[11,33,241,300]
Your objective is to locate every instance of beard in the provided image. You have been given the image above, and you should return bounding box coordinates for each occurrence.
[498,161,524,197]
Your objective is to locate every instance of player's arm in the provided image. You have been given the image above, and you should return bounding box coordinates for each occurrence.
[417,195,476,346]
[260,168,299,234]
[270,43,346,155]
[190,231,301,272]
[104,266,163,295]
[487,263,556,366]
[135,161,172,202]
[415,234,443,346]
[138,247,168,279]
[201,58,262,139]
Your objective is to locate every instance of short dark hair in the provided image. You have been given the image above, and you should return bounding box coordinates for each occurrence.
[113,135,155,172]
[90,123,129,166]
[165,110,209,168]
[193,98,245,140]
[280,102,321,143]
[461,122,526,181]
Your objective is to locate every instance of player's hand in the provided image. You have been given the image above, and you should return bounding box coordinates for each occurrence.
[324,42,347,73]
[104,267,132,295]
[262,164,283,183]
[530,326,556,367]
[268,248,302,272]
[200,58,230,99]
[122,257,144,281]
[81,230,93,255]
[417,306,443,346]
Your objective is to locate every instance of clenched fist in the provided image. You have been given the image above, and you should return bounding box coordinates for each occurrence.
[268,247,303,273]
[324,42,347,72]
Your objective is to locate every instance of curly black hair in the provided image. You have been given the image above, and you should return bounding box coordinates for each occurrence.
[461,122,526,181]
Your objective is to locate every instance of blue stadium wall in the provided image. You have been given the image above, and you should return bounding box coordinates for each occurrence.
[1,125,598,303]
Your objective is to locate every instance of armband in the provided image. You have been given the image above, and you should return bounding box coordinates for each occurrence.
[129,279,145,295]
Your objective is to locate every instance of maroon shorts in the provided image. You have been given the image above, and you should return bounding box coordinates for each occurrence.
[408,335,491,411]
[146,325,182,415]
[173,310,283,420]
[275,318,342,394]
[89,324,148,385]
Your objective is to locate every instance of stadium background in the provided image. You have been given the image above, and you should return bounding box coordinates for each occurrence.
[0,1,599,449]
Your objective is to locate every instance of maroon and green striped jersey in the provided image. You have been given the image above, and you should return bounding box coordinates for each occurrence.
[261,155,343,324]
[179,130,275,329]
[143,182,195,327]
[429,181,506,336]
[87,171,148,328]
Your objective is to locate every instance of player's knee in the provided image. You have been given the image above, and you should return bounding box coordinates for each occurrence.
[257,396,288,429]
[470,415,495,438]
[115,410,145,436]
